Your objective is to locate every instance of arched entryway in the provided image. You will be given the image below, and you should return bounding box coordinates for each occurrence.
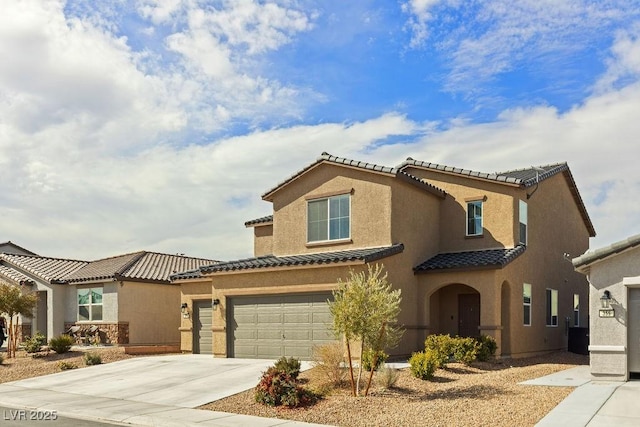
[428,284,480,338]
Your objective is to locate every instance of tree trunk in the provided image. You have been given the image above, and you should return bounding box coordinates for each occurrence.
[345,339,356,397]
[364,323,386,397]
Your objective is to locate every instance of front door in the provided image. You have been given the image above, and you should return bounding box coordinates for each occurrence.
[629,289,640,373]
[458,293,480,338]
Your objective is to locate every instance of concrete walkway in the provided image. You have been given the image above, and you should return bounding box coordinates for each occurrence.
[522,366,640,426]
[0,355,330,426]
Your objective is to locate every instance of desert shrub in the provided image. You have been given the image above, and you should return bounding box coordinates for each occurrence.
[49,334,74,354]
[312,342,346,389]
[23,332,48,353]
[376,364,400,389]
[84,352,102,366]
[254,366,311,407]
[57,361,78,371]
[476,335,497,362]
[424,334,454,368]
[274,356,301,380]
[362,348,387,372]
[452,337,480,365]
[409,350,439,380]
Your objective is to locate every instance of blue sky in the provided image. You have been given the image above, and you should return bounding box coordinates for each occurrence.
[1,0,640,260]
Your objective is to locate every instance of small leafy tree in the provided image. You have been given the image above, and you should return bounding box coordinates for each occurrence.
[329,264,403,397]
[0,282,38,358]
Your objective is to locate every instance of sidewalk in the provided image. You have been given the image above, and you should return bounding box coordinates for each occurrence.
[521,366,640,426]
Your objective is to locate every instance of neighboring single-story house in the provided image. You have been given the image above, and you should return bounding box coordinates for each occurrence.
[0,241,38,256]
[0,250,214,350]
[573,233,640,381]
[173,153,594,360]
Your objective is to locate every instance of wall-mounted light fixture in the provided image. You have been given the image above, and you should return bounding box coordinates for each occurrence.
[599,290,615,318]
[212,298,221,310]
[181,302,190,319]
[600,290,612,309]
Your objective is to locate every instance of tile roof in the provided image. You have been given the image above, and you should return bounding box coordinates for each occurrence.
[400,159,595,238]
[66,251,217,284]
[171,244,404,280]
[0,254,88,284]
[0,264,34,284]
[573,233,640,271]
[0,241,38,256]
[244,215,274,227]
[414,245,526,273]
[261,153,446,201]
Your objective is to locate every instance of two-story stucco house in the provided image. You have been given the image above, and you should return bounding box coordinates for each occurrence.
[173,153,595,359]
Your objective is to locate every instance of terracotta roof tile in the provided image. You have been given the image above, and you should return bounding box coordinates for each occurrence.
[573,233,640,270]
[0,254,88,283]
[244,215,274,227]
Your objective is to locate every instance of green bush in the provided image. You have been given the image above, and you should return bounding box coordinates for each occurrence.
[424,334,454,368]
[49,334,74,354]
[452,337,480,365]
[274,356,302,380]
[254,366,311,407]
[84,352,102,366]
[476,335,497,362]
[409,350,439,380]
[362,348,387,371]
[58,361,77,371]
[23,332,48,353]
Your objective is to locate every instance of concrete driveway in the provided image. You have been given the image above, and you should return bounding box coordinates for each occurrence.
[0,355,324,426]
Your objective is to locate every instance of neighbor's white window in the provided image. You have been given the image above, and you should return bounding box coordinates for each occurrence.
[573,294,580,327]
[546,289,558,326]
[307,194,350,242]
[78,287,103,321]
[466,200,483,236]
[519,200,528,245]
[523,283,532,326]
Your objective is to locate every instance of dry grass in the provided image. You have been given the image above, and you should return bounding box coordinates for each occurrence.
[201,351,588,427]
[0,347,134,384]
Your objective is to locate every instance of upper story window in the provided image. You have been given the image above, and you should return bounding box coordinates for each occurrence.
[78,287,103,321]
[466,200,483,236]
[307,194,350,243]
[519,200,528,245]
[546,288,558,327]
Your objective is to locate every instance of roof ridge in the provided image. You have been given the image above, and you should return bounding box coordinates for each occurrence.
[0,253,88,263]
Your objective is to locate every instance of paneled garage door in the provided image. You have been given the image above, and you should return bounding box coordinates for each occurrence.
[229,293,335,360]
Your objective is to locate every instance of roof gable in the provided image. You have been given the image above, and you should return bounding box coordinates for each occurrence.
[0,253,87,284]
[261,153,446,202]
[66,251,217,284]
[400,159,595,237]
[0,241,38,256]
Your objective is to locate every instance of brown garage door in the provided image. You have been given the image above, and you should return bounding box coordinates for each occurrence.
[229,293,335,360]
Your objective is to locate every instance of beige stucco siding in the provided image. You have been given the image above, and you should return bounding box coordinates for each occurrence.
[270,164,393,256]
[66,282,119,323]
[253,224,274,256]
[118,281,181,345]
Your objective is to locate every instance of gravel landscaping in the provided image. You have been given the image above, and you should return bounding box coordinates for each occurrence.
[201,351,588,427]
[0,347,134,383]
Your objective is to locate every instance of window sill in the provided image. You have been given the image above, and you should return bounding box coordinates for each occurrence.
[465,234,484,239]
[306,238,353,248]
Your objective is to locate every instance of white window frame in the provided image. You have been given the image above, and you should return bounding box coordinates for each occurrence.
[307,194,351,243]
[466,200,483,236]
[519,200,528,245]
[573,294,580,327]
[546,288,558,327]
[523,283,532,326]
[77,287,103,322]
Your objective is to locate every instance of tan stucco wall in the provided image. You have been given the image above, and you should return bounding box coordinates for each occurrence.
[253,224,274,256]
[179,280,213,353]
[270,164,393,256]
[118,281,181,345]
[581,247,640,381]
[66,282,119,323]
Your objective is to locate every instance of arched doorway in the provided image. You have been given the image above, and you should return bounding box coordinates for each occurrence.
[429,284,480,338]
